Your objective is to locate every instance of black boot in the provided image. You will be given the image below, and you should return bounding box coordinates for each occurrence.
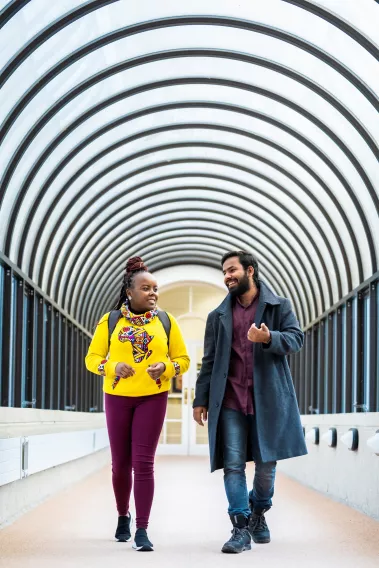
[221,514,251,554]
[248,507,271,544]
[115,513,132,542]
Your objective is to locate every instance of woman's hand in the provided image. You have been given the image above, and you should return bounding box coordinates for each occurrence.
[115,362,136,378]
[147,362,166,381]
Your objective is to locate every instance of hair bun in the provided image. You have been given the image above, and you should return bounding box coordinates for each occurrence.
[125,256,148,273]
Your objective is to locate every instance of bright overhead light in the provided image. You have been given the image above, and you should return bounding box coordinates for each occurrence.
[341,428,359,451]
[321,427,337,448]
[305,427,319,445]
[367,430,379,456]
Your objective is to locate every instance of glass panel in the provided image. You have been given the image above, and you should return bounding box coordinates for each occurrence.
[13,278,25,408]
[53,310,61,410]
[166,396,182,420]
[195,343,208,444]
[326,315,334,414]
[159,421,167,445]
[351,297,358,411]
[166,422,182,445]
[59,317,67,410]
[332,312,338,414]
[65,322,73,410]
[377,283,379,412]
[345,301,353,413]
[21,287,29,407]
[36,296,47,409]
[196,346,204,376]
[319,320,326,414]
[363,293,370,410]
[44,305,53,410]
[341,306,347,413]
[25,290,37,409]
[195,422,208,445]
[6,275,17,407]
[83,336,90,412]
[310,327,318,414]
[73,327,79,412]
[0,264,3,405]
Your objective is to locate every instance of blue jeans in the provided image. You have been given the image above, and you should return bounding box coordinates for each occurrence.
[220,407,276,517]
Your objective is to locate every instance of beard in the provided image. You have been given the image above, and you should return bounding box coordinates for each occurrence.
[228,272,251,298]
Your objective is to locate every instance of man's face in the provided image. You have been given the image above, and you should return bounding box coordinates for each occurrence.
[222,257,253,297]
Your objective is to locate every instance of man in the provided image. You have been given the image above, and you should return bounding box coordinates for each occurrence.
[193,251,307,554]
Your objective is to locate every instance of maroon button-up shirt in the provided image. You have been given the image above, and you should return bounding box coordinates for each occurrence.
[223,292,260,415]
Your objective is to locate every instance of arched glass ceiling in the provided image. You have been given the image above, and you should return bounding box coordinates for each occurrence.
[0,0,378,329]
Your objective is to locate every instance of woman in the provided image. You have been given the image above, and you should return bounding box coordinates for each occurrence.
[85,257,190,551]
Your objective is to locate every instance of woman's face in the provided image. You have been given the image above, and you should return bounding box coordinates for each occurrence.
[127,272,159,313]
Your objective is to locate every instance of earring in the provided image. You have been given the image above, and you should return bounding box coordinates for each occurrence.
[128,295,132,301]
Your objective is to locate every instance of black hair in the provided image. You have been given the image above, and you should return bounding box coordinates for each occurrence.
[113,257,148,310]
[221,250,260,287]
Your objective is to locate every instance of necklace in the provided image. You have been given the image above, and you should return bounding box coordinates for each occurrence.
[120,302,158,326]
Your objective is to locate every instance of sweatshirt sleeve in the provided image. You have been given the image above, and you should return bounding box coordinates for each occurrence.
[85,313,119,378]
[162,313,190,380]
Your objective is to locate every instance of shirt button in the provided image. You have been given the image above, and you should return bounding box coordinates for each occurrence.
[216,402,219,408]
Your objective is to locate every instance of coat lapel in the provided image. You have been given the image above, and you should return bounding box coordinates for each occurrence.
[254,280,281,326]
[218,295,233,346]
[254,299,267,327]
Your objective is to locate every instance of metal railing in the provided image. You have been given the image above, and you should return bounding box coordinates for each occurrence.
[0,253,103,412]
[1,251,378,415]
[289,273,378,414]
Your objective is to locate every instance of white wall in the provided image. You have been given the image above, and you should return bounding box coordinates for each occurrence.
[158,283,226,342]
[278,413,379,520]
[0,408,110,526]
[155,265,225,293]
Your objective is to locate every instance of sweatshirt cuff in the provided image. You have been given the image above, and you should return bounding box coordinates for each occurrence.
[98,359,118,377]
[163,361,181,380]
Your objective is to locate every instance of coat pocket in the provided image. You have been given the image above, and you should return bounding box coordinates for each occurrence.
[281,360,294,396]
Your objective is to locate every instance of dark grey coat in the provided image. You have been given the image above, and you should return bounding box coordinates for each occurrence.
[193,280,308,472]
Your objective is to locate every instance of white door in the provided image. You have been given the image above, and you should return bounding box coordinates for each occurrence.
[184,341,209,455]
[157,341,209,456]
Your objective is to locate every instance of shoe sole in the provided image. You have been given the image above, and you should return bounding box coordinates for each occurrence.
[132,543,154,552]
[221,544,251,554]
[115,536,132,542]
[252,536,271,544]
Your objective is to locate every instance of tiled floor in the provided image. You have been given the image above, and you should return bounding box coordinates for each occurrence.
[0,456,378,568]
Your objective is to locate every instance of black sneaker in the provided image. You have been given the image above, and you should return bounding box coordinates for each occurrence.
[115,513,132,542]
[248,507,271,544]
[132,528,154,552]
[221,514,252,554]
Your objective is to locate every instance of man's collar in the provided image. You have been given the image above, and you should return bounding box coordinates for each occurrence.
[236,289,260,308]
[216,280,280,314]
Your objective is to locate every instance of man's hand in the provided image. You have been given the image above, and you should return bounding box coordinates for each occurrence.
[115,362,136,378]
[193,406,208,426]
[247,323,271,344]
[147,362,166,380]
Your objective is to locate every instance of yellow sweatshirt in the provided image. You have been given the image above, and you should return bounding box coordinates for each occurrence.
[85,310,190,396]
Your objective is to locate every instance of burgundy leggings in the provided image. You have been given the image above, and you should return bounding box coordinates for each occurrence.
[104,391,168,529]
